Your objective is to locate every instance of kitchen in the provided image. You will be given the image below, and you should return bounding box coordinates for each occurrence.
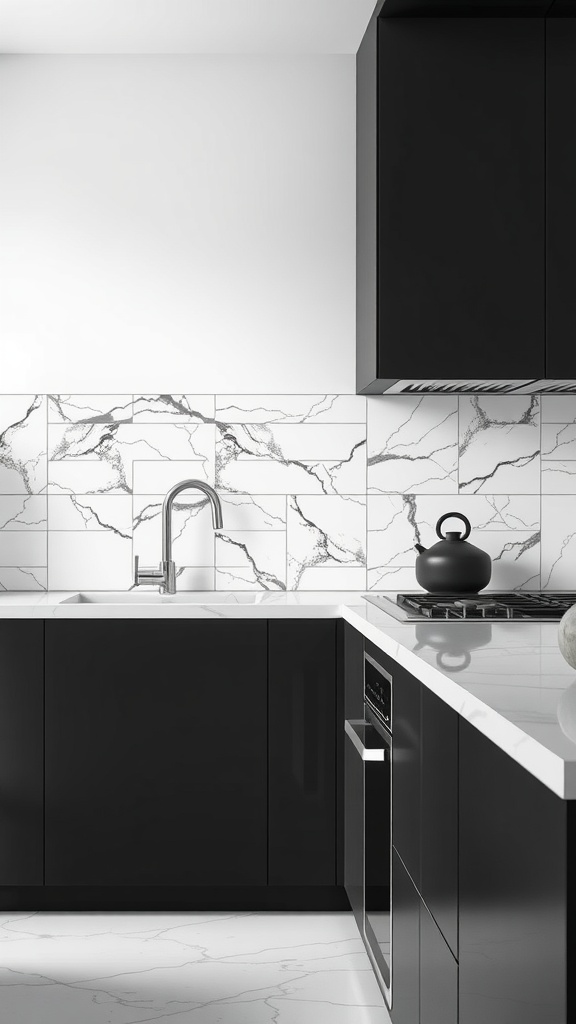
[1,0,576,1022]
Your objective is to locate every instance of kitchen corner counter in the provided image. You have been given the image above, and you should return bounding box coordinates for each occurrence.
[344,600,576,801]
[1,590,576,798]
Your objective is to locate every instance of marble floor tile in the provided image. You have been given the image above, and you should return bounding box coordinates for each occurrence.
[0,911,391,1024]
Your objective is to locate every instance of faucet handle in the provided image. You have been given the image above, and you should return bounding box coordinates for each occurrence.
[134,554,166,588]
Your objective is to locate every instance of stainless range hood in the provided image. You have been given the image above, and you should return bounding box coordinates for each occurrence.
[378,379,576,395]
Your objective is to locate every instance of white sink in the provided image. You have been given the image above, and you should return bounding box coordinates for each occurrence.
[61,591,266,605]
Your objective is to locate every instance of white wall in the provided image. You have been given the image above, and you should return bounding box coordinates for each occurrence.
[0,55,355,393]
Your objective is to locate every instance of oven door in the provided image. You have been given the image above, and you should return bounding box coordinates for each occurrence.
[344,710,392,1007]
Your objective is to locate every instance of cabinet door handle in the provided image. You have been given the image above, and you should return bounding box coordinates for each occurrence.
[344,719,387,761]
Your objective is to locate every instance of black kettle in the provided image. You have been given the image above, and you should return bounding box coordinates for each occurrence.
[414,512,491,594]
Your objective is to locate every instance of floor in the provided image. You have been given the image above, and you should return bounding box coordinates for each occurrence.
[0,911,392,1023]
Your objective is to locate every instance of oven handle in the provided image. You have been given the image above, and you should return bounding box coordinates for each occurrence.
[344,719,388,761]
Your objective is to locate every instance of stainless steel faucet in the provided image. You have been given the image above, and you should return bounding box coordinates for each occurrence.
[134,479,223,595]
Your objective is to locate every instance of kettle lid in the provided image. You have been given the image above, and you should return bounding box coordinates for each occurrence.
[436,512,471,542]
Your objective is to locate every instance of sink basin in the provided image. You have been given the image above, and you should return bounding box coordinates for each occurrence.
[61,591,266,605]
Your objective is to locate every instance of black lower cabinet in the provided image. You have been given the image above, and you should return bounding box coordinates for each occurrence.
[0,621,43,885]
[420,902,458,1024]
[391,848,458,1024]
[459,719,566,1024]
[44,620,268,886]
[344,709,364,931]
[420,687,458,958]
[344,620,364,720]
[268,620,337,886]
[391,847,420,1024]
[392,663,421,888]
[343,622,365,925]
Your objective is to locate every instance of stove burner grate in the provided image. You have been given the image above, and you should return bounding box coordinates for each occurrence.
[397,592,576,620]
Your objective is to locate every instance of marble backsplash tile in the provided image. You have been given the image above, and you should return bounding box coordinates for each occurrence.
[0,392,575,591]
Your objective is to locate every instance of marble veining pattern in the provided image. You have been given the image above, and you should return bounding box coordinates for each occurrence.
[1,393,576,589]
[458,395,541,494]
[367,395,458,494]
[0,911,391,1024]
[0,395,47,495]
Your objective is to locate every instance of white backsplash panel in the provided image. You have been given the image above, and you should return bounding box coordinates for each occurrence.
[0,392,575,591]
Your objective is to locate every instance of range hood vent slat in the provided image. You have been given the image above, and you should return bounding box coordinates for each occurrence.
[382,380,576,395]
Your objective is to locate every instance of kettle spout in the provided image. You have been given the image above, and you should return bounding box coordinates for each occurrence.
[414,543,426,554]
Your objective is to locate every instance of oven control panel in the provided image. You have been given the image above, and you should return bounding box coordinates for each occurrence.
[364,653,392,731]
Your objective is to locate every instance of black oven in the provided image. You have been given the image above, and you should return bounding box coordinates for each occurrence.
[344,651,393,1007]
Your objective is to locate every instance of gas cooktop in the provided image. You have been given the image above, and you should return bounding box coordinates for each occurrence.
[363,592,576,622]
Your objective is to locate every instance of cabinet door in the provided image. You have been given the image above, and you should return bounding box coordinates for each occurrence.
[391,847,420,1024]
[420,901,458,1024]
[376,17,544,381]
[45,620,267,886]
[459,719,566,1024]
[268,620,336,885]
[344,718,364,930]
[392,662,421,887]
[0,621,43,885]
[420,687,458,957]
[341,622,364,888]
[344,621,364,721]
[546,15,576,376]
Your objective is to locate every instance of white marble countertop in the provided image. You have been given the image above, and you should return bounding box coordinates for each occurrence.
[2,590,576,799]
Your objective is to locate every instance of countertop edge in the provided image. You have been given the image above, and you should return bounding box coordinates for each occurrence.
[341,605,570,801]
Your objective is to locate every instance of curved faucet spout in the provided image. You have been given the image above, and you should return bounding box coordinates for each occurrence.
[134,479,223,595]
[162,479,223,565]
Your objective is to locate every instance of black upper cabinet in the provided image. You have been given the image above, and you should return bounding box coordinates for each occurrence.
[0,621,43,886]
[357,12,559,393]
[546,13,576,376]
[268,620,337,886]
[45,620,268,887]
